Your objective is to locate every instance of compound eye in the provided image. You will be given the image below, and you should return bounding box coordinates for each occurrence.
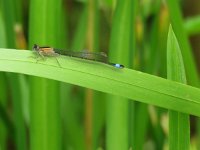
[33,44,38,50]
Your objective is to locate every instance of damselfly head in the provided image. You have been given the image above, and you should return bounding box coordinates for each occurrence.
[100,52,107,57]
[33,44,40,51]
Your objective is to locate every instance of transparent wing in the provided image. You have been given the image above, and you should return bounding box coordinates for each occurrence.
[54,49,109,63]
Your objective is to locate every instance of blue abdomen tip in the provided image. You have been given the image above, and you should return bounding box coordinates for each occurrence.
[115,64,124,68]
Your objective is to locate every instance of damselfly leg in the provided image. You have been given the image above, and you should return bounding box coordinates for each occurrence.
[32,44,61,67]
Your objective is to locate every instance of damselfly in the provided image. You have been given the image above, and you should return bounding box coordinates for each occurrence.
[32,44,124,69]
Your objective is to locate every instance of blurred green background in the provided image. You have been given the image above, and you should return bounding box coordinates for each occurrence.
[0,0,200,149]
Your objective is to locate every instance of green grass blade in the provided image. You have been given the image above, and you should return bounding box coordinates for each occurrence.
[133,103,149,149]
[185,16,200,36]
[60,84,85,150]
[57,9,68,49]
[85,0,98,149]
[147,3,168,149]
[85,0,105,149]
[28,0,63,149]
[0,7,8,150]
[131,0,149,149]
[61,4,87,150]
[13,0,23,24]
[71,7,88,50]
[93,92,106,149]
[1,49,200,116]
[0,73,8,150]
[0,11,7,47]
[167,2,200,149]
[18,75,30,125]
[1,1,27,150]
[1,0,16,48]
[7,74,27,150]
[167,0,199,86]
[167,25,190,150]
[106,0,133,149]
[167,26,187,83]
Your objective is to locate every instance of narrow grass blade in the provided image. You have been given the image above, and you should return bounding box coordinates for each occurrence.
[185,16,200,36]
[71,7,88,50]
[28,0,63,149]
[85,0,99,149]
[0,73,8,150]
[1,1,27,150]
[167,25,190,150]
[60,84,86,150]
[13,0,23,24]
[85,0,105,149]
[19,75,30,124]
[61,4,87,150]
[167,1,200,149]
[133,103,149,149]
[130,0,149,149]
[0,9,8,150]
[148,3,169,149]
[7,74,27,150]
[1,0,16,48]
[0,11,7,47]
[93,92,106,149]
[106,0,133,149]
[167,0,199,86]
